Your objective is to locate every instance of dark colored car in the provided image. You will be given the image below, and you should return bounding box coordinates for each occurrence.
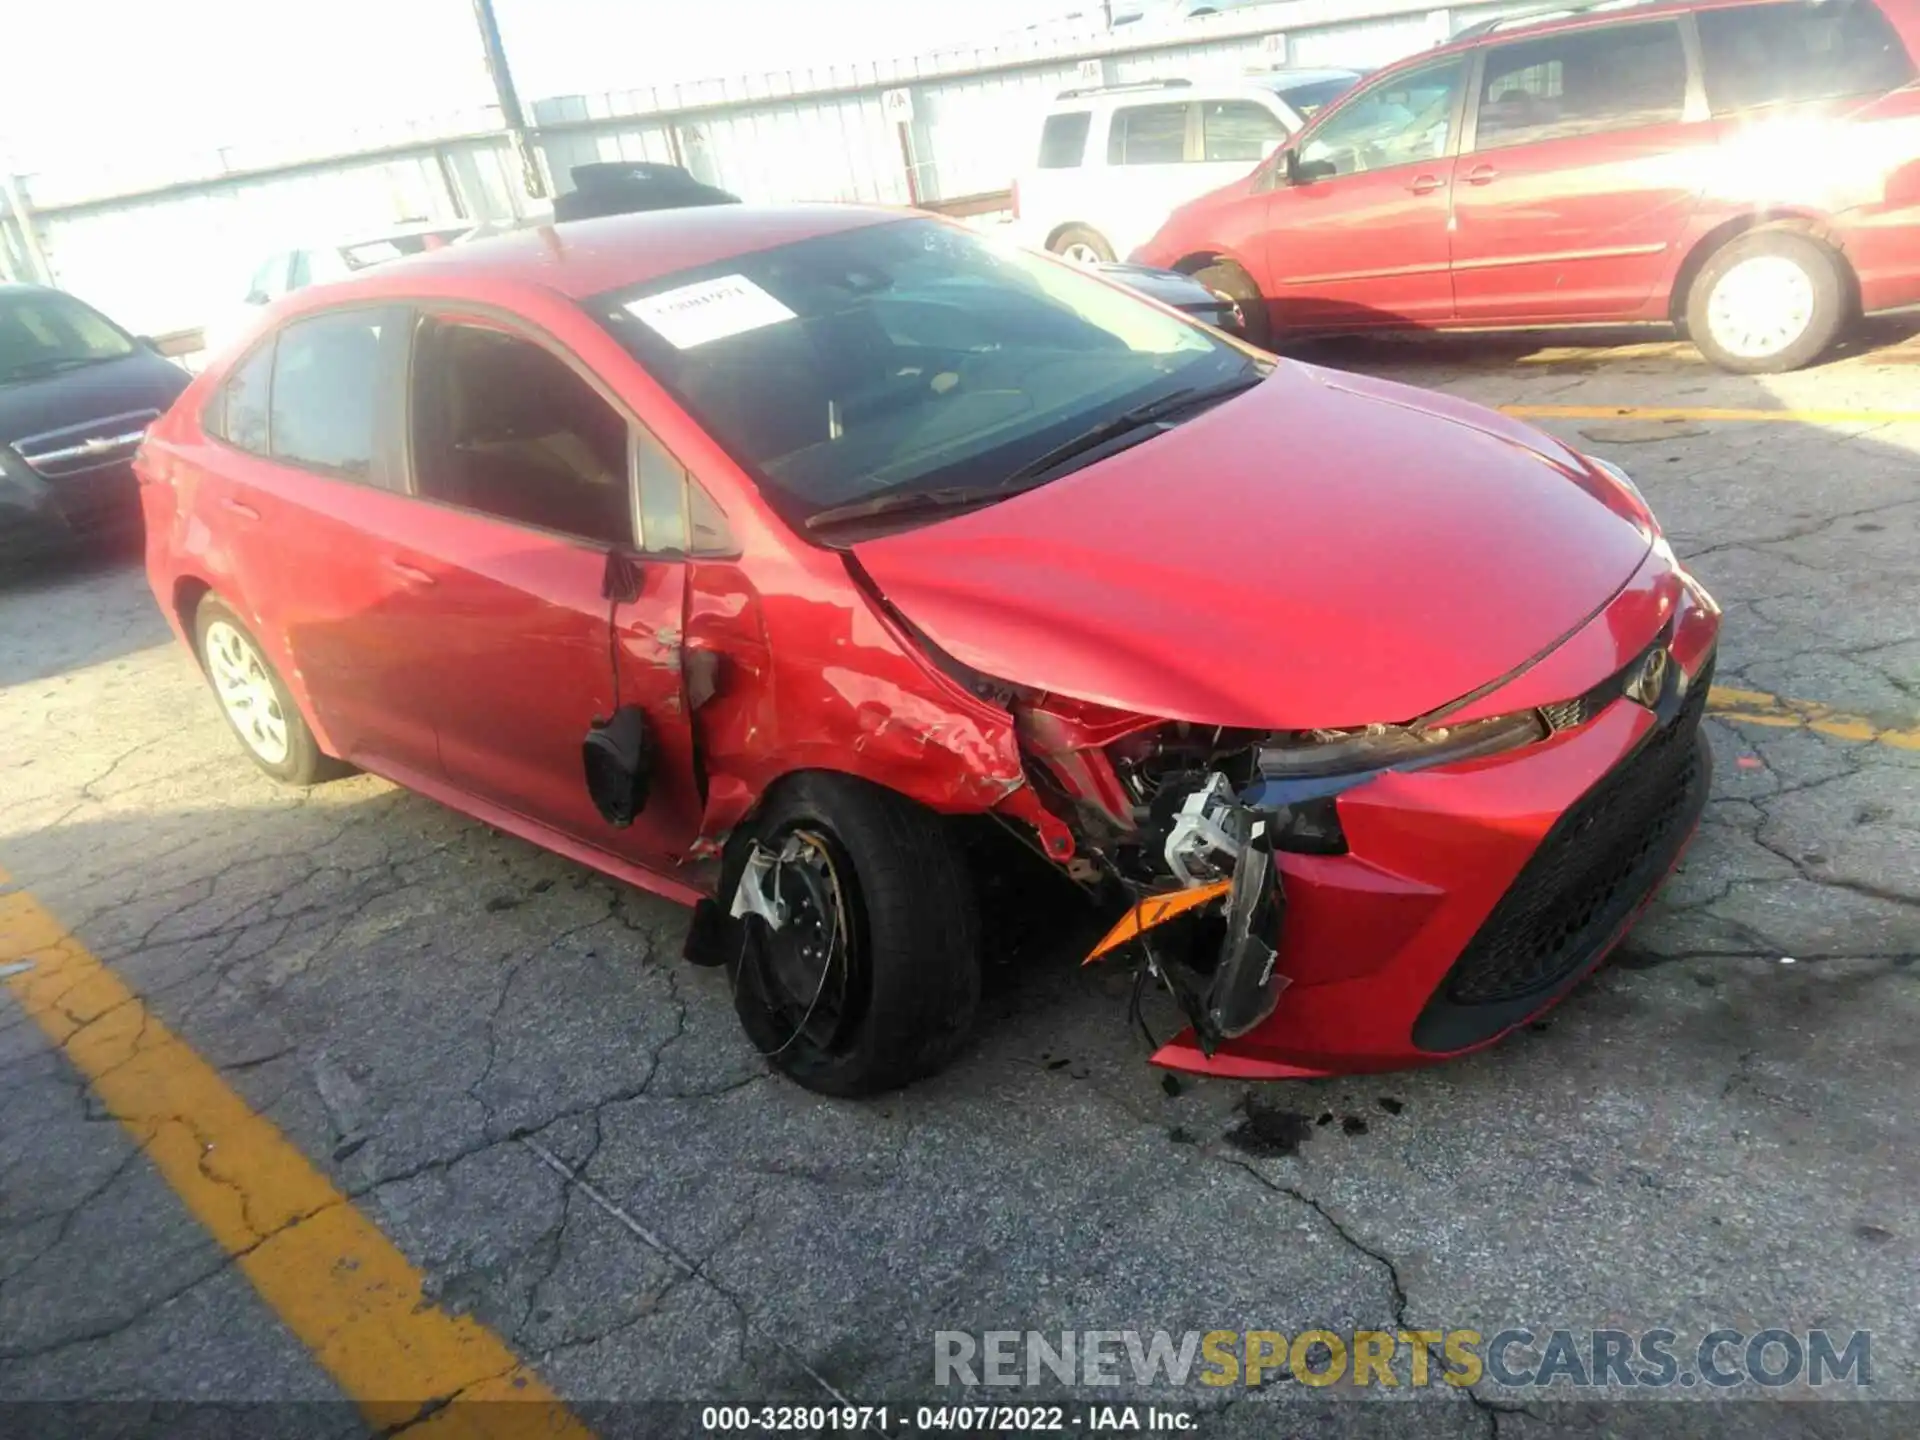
[1136,0,1920,372]
[1094,261,1245,330]
[139,206,1719,1096]
[1,283,191,563]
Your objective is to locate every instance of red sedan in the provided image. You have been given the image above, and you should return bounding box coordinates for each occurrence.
[136,206,1720,1095]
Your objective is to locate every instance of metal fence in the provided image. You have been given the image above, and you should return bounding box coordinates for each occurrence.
[2,0,1525,339]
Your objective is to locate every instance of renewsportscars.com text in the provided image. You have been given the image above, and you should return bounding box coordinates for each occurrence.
[934,1328,1871,1391]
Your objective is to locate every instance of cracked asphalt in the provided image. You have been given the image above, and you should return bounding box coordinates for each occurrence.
[2,319,1917,1438]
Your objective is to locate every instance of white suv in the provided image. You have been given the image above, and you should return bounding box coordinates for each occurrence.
[1013,71,1364,265]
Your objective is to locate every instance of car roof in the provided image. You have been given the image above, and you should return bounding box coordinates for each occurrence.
[320,203,908,304]
[1442,0,1817,50]
[1244,67,1366,89]
[1049,69,1361,109]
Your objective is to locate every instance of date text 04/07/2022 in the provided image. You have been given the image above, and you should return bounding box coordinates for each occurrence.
[698,1404,1197,1431]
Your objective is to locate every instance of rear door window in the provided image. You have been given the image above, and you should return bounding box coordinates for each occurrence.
[268,308,396,481]
[1474,21,1689,150]
[1202,100,1287,161]
[1698,0,1915,112]
[1038,112,1093,168]
[1108,102,1193,164]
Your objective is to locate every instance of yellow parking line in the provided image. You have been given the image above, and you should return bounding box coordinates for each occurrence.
[0,870,592,1439]
[1502,404,1920,426]
[1707,686,1920,751]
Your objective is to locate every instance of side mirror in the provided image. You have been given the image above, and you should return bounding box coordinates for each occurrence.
[244,290,268,306]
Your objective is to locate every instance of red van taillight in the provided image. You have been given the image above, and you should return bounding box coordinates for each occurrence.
[1010,180,1020,220]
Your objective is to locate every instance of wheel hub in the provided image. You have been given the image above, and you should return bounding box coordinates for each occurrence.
[1707,255,1814,361]
[748,830,857,1054]
[204,620,290,765]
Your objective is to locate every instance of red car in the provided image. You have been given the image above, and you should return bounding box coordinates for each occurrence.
[1134,0,1920,372]
[136,206,1720,1095]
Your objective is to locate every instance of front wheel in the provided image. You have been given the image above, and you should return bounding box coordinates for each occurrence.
[1686,229,1846,374]
[1191,260,1270,349]
[1050,225,1115,266]
[726,774,980,1096]
[194,596,346,786]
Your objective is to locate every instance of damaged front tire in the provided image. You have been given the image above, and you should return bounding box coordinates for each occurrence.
[724,773,981,1096]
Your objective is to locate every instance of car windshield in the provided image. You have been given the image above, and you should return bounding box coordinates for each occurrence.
[0,289,136,384]
[591,217,1256,530]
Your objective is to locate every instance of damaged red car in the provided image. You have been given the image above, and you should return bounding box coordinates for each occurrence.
[136,206,1721,1096]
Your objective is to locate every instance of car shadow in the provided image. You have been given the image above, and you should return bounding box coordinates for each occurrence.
[1278,309,1920,374]
[0,548,170,689]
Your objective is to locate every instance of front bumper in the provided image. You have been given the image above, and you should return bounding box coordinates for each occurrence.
[0,460,141,564]
[1152,547,1722,1079]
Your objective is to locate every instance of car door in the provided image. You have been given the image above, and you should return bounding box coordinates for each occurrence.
[1193,95,1294,195]
[203,305,447,776]
[1095,99,1204,258]
[1450,18,1714,321]
[397,311,706,864]
[1253,56,1468,331]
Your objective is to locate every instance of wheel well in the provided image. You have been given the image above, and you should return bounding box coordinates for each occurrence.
[173,577,213,659]
[1046,222,1103,252]
[1172,252,1230,277]
[1670,214,1858,324]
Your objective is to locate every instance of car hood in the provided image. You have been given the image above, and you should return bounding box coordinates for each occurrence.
[851,361,1654,730]
[0,350,191,447]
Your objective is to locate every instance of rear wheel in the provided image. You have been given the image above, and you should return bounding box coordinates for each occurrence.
[1050,225,1115,266]
[1191,259,1269,348]
[1686,229,1845,374]
[726,774,980,1096]
[194,596,345,786]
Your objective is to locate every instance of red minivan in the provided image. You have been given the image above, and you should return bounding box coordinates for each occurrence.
[1134,0,1920,371]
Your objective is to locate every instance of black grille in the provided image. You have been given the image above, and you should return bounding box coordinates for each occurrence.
[1413,657,1713,1051]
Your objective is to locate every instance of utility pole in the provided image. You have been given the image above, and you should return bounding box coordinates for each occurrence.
[470,0,549,201]
[0,165,54,286]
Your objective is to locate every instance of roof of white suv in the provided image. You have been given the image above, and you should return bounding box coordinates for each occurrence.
[1049,68,1363,107]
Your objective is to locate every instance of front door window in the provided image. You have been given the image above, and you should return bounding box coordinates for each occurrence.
[1297,59,1466,177]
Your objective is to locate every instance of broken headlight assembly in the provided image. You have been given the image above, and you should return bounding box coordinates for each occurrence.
[1086,708,1548,1053]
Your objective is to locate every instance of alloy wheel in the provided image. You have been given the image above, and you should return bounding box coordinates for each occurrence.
[204,619,290,765]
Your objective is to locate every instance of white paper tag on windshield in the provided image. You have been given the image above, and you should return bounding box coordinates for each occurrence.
[624,275,796,349]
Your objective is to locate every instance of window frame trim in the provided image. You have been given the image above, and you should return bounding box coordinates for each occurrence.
[398,299,739,560]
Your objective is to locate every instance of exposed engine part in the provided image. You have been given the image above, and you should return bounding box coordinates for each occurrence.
[729,837,798,931]
[1159,771,1253,886]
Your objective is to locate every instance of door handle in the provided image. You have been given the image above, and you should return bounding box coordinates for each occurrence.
[1408,174,1445,195]
[222,498,261,521]
[1465,165,1499,186]
[386,558,437,587]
